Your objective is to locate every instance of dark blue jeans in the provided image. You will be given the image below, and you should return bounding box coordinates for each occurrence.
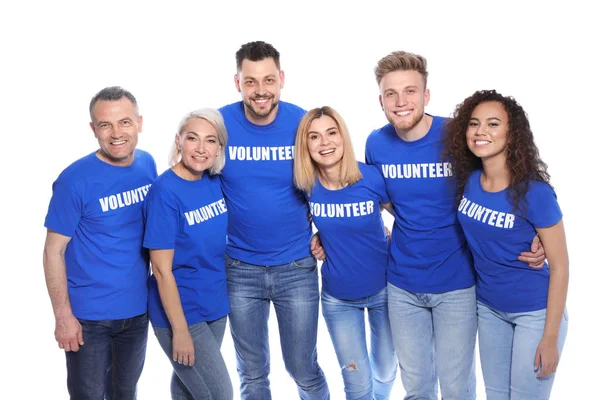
[65,313,148,400]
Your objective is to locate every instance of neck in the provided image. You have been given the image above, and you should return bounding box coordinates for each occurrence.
[481,154,510,191]
[317,163,344,190]
[395,114,433,142]
[173,162,203,181]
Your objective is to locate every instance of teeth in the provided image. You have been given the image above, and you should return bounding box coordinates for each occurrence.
[475,141,491,145]
[255,99,268,103]
[112,140,126,145]
[319,149,335,155]
[395,111,411,116]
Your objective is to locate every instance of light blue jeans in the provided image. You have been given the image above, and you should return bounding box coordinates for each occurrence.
[225,254,329,400]
[387,283,477,400]
[477,301,568,400]
[153,316,233,400]
[321,288,397,400]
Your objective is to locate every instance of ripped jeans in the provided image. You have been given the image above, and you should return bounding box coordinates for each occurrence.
[321,288,397,400]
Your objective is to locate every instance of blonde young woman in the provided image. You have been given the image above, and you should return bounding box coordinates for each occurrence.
[143,108,233,400]
[294,106,397,400]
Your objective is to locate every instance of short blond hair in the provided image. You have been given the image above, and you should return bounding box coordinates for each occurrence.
[293,106,362,195]
[169,108,228,175]
[374,51,428,87]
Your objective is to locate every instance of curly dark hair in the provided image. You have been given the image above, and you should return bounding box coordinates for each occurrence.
[444,89,551,212]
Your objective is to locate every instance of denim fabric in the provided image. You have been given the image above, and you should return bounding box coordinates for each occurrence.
[65,313,148,400]
[153,316,233,400]
[387,284,477,400]
[321,288,397,400]
[226,254,329,400]
[477,301,568,400]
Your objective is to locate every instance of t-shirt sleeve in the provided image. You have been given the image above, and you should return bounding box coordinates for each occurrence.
[143,187,179,249]
[526,182,563,229]
[365,136,374,165]
[368,165,389,204]
[44,179,82,238]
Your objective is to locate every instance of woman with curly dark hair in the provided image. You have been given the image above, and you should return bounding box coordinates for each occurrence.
[445,90,569,400]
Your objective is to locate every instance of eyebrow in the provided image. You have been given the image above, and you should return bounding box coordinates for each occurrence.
[308,126,337,134]
[469,117,502,121]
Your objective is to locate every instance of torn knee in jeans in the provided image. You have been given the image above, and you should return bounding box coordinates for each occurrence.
[342,361,358,371]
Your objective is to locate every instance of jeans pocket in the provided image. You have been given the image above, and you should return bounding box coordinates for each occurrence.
[224,254,240,268]
[292,255,317,269]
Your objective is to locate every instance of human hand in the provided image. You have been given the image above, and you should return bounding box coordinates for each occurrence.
[534,335,559,378]
[310,233,326,261]
[519,235,546,268]
[55,314,84,352]
[172,329,195,366]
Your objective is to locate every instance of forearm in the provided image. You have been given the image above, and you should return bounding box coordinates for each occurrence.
[154,271,189,332]
[43,249,73,319]
[543,267,569,340]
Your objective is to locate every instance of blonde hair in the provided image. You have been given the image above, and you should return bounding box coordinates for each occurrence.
[169,108,228,175]
[374,51,428,87]
[293,106,362,195]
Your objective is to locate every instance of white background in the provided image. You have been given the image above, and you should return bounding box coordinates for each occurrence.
[1,1,598,398]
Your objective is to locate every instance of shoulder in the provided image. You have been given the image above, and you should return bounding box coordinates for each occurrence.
[366,123,394,145]
[54,152,98,185]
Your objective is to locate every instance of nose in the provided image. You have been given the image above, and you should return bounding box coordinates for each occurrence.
[196,140,206,153]
[255,82,267,96]
[395,93,407,107]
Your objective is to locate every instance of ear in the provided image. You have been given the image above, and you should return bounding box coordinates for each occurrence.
[174,134,181,152]
[137,115,144,133]
[279,70,285,90]
[379,95,384,111]
[424,88,431,106]
[89,122,98,138]
[234,73,241,93]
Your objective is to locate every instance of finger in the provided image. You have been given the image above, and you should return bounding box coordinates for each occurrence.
[77,330,84,346]
[64,342,72,352]
[58,341,65,350]
[70,339,80,352]
[530,235,540,252]
[183,354,190,366]
[173,350,179,363]
[189,353,195,366]
[534,349,541,371]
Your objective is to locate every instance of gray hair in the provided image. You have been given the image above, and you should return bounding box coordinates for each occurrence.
[169,108,228,175]
[89,86,138,121]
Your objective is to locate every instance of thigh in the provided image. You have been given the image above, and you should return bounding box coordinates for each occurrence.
[510,308,568,400]
[387,283,437,398]
[109,313,149,399]
[322,292,370,369]
[431,286,477,399]
[66,319,112,400]
[366,288,397,382]
[477,302,514,400]
[225,255,271,376]
[207,316,228,347]
[272,256,321,374]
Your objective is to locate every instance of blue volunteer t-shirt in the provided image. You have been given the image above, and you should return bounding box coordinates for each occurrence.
[219,101,312,265]
[143,170,229,328]
[458,170,562,313]
[308,163,390,300]
[365,116,475,293]
[44,149,157,320]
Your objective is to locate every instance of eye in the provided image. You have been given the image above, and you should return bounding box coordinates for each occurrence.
[187,136,197,141]
[309,134,318,140]
[99,123,110,129]
[121,120,131,126]
[328,130,338,136]
[489,122,499,127]
[245,80,255,86]
[406,89,415,94]
[207,139,217,143]
[385,92,394,97]
[468,121,479,127]
[266,78,274,84]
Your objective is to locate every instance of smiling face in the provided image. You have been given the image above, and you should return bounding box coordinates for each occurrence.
[234,57,285,125]
[89,97,142,166]
[307,115,344,171]
[176,117,221,180]
[466,101,509,162]
[379,69,430,137]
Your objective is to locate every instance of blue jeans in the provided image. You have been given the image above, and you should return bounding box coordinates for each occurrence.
[225,254,329,400]
[477,301,568,400]
[321,288,397,400]
[387,283,477,400]
[65,313,148,400]
[153,316,233,400]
